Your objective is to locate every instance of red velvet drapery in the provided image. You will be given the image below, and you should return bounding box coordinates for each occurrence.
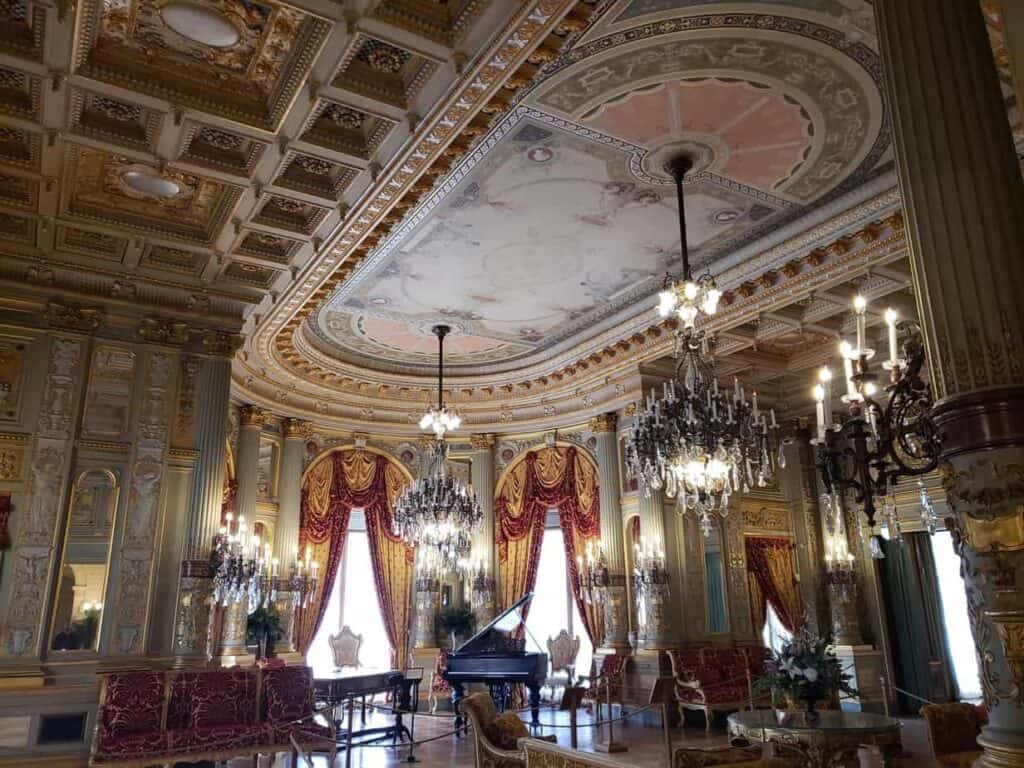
[296,451,411,661]
[745,535,802,633]
[496,446,602,645]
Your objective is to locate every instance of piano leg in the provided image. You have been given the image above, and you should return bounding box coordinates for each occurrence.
[527,683,542,728]
[451,682,466,737]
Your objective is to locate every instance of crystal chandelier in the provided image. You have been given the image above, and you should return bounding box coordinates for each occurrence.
[577,540,609,606]
[656,156,722,328]
[626,329,781,537]
[812,295,941,546]
[394,325,482,574]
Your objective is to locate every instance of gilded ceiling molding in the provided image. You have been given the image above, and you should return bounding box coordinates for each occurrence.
[247,0,598,391]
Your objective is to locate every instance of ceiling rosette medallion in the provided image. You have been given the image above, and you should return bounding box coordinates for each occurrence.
[74,0,330,130]
[61,145,241,244]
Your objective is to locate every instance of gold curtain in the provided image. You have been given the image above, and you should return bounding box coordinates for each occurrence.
[295,456,340,652]
[745,536,802,633]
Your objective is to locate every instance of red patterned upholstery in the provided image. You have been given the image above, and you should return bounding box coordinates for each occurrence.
[93,666,334,767]
[93,671,167,763]
[669,645,767,731]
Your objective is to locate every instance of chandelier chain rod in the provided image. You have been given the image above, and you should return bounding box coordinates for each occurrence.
[671,159,692,282]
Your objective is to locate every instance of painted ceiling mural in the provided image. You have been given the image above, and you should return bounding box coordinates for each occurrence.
[310,1,887,376]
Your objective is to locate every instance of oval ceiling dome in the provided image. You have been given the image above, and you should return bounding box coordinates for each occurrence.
[161,2,241,48]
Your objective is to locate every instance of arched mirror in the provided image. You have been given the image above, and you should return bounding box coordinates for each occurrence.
[703,521,729,634]
[49,468,119,653]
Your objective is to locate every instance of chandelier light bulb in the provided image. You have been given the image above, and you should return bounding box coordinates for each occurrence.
[839,340,853,359]
[853,294,867,313]
[658,289,678,317]
[683,281,699,301]
[813,384,825,402]
[819,367,833,383]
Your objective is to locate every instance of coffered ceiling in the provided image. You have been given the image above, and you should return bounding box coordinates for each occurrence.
[0,0,1019,434]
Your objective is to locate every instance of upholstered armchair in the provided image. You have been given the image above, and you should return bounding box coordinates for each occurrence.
[920,702,987,767]
[460,692,555,768]
[581,653,627,721]
[328,625,362,670]
[546,630,580,695]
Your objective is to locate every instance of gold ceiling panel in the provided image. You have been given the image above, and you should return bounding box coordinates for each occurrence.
[54,225,128,263]
[0,173,37,211]
[372,0,488,46]
[301,100,397,160]
[62,145,242,244]
[0,210,35,244]
[0,126,39,171]
[179,122,269,178]
[332,33,439,109]
[74,0,331,130]
[0,67,41,122]
[139,243,209,276]
[68,89,165,152]
[251,193,328,235]
[0,0,46,62]
[274,151,359,201]
[223,259,281,289]
[236,230,303,265]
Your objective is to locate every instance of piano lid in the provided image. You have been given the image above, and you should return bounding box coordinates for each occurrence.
[454,592,533,654]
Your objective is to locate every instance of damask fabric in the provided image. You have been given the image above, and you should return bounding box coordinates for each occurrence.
[167,668,259,730]
[496,446,602,643]
[744,536,801,633]
[920,702,987,758]
[673,746,764,767]
[296,449,412,661]
[485,712,531,750]
[94,671,167,761]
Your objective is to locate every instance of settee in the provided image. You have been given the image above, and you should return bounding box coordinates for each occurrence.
[90,665,334,767]
[667,645,770,730]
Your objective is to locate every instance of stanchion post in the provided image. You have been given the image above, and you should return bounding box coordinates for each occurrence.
[650,677,674,767]
[595,676,627,753]
[345,697,355,768]
[880,675,891,717]
[559,686,585,750]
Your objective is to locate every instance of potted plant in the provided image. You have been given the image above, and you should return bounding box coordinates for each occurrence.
[757,623,857,722]
[247,605,283,661]
[438,605,475,649]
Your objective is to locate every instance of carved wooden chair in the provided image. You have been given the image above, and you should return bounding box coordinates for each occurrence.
[328,626,367,721]
[545,630,580,698]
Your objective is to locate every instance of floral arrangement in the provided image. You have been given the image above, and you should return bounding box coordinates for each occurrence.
[757,623,856,710]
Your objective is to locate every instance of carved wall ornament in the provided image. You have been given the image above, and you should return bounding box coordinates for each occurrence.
[588,413,616,434]
[0,447,21,481]
[201,330,244,357]
[44,301,102,333]
[741,505,791,532]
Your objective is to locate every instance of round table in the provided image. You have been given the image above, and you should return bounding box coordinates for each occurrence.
[727,709,902,767]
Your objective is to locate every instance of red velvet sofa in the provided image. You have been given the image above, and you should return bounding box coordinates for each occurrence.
[90,665,334,767]
[667,645,770,730]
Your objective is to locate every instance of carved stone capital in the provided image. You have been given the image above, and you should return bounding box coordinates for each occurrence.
[139,317,190,346]
[201,329,244,358]
[45,301,102,333]
[470,433,495,450]
[589,413,617,434]
[239,405,267,427]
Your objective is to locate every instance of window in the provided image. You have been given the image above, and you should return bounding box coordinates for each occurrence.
[762,603,791,654]
[524,525,593,677]
[307,518,391,675]
[932,529,982,701]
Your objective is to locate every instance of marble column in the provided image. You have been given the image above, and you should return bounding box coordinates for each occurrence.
[234,406,264,526]
[469,434,496,622]
[173,357,232,664]
[273,418,307,657]
[637,488,671,649]
[590,415,630,651]
[876,1,1024,762]
[413,576,441,649]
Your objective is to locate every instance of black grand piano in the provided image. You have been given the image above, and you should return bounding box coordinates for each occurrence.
[443,593,548,731]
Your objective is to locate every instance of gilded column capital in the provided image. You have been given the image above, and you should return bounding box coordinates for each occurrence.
[138,317,190,346]
[282,417,311,439]
[45,301,103,334]
[470,433,495,450]
[239,405,266,427]
[589,413,617,434]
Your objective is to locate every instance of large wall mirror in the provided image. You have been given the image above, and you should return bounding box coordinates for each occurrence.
[49,468,119,653]
[704,522,729,634]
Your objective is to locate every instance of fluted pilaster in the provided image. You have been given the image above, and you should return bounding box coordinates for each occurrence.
[590,415,629,651]
[637,488,671,649]
[876,1,1024,762]
[273,418,307,655]
[234,405,264,525]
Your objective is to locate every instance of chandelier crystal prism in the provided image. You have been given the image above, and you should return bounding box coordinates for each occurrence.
[627,155,780,536]
[393,325,482,574]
